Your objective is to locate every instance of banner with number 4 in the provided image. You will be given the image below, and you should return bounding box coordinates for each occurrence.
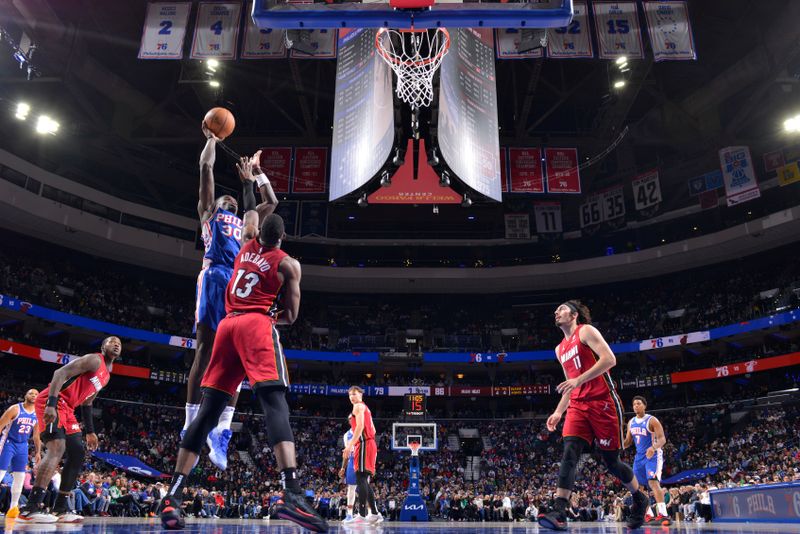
[139,3,192,59]
[191,2,242,60]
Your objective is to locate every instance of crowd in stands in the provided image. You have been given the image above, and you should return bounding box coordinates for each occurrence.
[2,237,799,354]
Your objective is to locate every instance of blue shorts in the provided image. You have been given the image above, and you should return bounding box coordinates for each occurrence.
[195,264,233,332]
[346,457,356,486]
[0,440,29,472]
[633,452,663,486]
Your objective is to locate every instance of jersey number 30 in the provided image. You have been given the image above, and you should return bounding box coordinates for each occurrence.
[232,269,259,298]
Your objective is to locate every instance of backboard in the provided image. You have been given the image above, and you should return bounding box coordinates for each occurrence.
[252,0,574,30]
[391,422,438,452]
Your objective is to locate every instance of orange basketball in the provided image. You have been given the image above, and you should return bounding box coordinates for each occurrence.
[203,107,235,140]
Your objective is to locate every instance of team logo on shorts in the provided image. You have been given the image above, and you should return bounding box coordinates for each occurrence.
[70,423,80,431]
[599,439,611,447]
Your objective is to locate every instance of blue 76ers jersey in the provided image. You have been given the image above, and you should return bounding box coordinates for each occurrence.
[202,208,243,267]
[630,415,655,459]
[344,430,355,459]
[4,403,37,444]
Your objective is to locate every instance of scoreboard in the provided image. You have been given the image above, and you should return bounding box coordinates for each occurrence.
[403,393,427,419]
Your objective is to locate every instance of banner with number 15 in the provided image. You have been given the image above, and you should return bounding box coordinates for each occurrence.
[191,2,242,60]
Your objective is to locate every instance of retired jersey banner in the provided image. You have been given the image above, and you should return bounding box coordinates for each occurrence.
[643,1,697,61]
[545,148,581,193]
[631,170,661,210]
[290,29,337,59]
[504,213,531,239]
[508,148,544,193]
[241,16,286,58]
[763,150,785,172]
[533,202,563,233]
[191,2,242,60]
[547,1,593,58]
[579,195,602,228]
[500,149,508,192]
[138,3,191,59]
[494,29,544,59]
[292,148,328,193]
[592,2,644,60]
[719,146,761,206]
[778,162,800,187]
[258,147,292,193]
[601,185,625,220]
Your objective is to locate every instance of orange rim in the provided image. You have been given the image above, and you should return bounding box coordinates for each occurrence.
[375,28,450,67]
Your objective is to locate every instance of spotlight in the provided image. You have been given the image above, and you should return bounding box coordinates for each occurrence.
[206,59,219,71]
[615,56,628,65]
[613,80,626,89]
[15,102,30,120]
[439,170,450,187]
[35,115,59,135]
[209,80,220,88]
[357,193,368,208]
[784,115,800,133]
[380,169,391,188]
[461,193,472,208]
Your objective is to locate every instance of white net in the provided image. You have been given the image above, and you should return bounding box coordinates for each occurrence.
[375,28,450,109]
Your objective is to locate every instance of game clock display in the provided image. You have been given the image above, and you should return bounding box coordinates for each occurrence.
[403,393,427,419]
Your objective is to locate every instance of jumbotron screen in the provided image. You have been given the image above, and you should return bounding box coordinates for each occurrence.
[437,28,503,202]
[329,29,395,201]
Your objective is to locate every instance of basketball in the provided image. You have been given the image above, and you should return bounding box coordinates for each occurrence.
[203,107,235,140]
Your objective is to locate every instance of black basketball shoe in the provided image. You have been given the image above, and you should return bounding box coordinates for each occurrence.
[274,489,329,532]
[537,510,568,531]
[158,495,185,530]
[627,490,649,529]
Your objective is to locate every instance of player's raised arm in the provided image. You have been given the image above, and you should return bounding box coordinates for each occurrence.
[198,124,219,220]
[251,150,280,220]
[44,354,102,423]
[276,257,302,325]
[648,417,667,456]
[0,404,21,433]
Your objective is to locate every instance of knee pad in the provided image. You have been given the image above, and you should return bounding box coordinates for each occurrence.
[557,437,585,490]
[600,449,634,484]
[182,388,231,453]
[254,386,294,447]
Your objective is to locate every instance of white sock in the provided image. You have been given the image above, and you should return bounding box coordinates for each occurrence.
[215,406,235,432]
[184,403,200,431]
[0,470,6,484]
[657,502,668,516]
[10,472,24,508]
[646,506,653,516]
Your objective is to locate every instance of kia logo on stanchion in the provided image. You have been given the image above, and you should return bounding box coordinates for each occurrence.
[403,504,424,511]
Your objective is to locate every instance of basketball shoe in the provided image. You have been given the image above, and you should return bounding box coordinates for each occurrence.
[6,506,19,518]
[207,428,232,470]
[274,490,329,532]
[158,495,185,530]
[649,514,672,526]
[627,490,649,529]
[537,510,568,531]
[17,510,58,523]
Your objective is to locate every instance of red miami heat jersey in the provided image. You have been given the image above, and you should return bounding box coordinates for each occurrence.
[349,402,376,441]
[225,239,289,315]
[40,354,110,409]
[556,324,615,401]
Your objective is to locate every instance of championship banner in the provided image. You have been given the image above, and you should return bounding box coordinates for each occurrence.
[508,148,544,193]
[592,1,645,60]
[671,352,800,385]
[601,185,625,220]
[579,195,602,228]
[719,146,761,206]
[547,1,593,58]
[138,2,191,59]
[500,149,508,192]
[631,169,661,210]
[643,1,697,61]
[777,162,800,187]
[258,147,292,193]
[292,148,328,193]
[763,149,785,172]
[241,17,286,58]
[504,213,530,239]
[190,2,242,60]
[639,330,710,351]
[494,29,544,59]
[544,148,581,193]
[533,202,563,233]
[289,29,337,59]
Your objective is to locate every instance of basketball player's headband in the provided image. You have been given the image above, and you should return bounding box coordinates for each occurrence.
[562,302,578,314]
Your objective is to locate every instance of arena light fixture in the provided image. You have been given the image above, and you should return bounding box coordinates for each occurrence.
[15,102,30,120]
[615,56,628,65]
[209,80,220,88]
[206,59,219,71]
[35,115,59,135]
[613,80,626,89]
[784,115,800,133]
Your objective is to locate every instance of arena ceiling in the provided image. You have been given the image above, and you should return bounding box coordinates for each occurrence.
[0,0,798,222]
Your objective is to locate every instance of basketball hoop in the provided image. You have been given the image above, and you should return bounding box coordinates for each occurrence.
[409,442,422,457]
[375,28,450,111]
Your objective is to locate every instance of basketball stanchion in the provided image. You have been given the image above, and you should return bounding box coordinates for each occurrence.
[400,441,429,521]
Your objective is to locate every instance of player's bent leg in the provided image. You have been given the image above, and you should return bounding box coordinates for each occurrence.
[538,437,586,531]
[185,323,215,426]
[600,449,647,529]
[20,437,65,523]
[53,433,86,523]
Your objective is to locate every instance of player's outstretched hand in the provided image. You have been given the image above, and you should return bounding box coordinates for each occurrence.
[236,156,255,182]
[251,150,263,173]
[86,432,99,451]
[44,406,56,424]
[546,412,562,432]
[201,122,221,142]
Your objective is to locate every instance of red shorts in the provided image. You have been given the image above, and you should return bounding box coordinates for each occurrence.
[34,393,81,440]
[201,313,289,395]
[354,439,377,475]
[562,393,624,451]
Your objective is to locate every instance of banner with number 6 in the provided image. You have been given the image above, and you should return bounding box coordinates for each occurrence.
[592,1,644,59]
[191,2,242,60]
[138,3,191,59]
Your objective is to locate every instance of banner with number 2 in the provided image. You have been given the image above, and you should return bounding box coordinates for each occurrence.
[139,3,192,59]
[191,2,242,60]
